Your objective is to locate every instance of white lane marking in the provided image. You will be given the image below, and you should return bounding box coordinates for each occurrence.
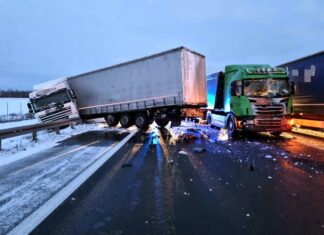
[8,131,136,235]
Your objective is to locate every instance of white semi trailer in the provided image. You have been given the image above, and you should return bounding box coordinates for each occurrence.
[28,47,207,128]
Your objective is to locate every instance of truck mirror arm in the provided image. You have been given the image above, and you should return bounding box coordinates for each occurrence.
[290,82,295,95]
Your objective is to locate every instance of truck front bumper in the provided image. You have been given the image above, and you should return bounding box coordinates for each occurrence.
[237,116,293,132]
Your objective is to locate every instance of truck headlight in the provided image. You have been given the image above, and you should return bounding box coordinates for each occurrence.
[247,120,254,124]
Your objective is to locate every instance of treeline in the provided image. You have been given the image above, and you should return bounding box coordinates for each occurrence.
[0,89,31,98]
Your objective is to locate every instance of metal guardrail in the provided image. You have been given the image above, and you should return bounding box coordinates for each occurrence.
[0,118,80,150]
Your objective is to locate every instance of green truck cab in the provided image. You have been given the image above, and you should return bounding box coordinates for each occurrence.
[206,64,294,137]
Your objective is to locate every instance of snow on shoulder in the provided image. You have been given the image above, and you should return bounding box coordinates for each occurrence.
[0,121,104,167]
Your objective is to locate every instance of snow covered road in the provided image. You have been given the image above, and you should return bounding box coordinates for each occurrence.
[0,129,130,234]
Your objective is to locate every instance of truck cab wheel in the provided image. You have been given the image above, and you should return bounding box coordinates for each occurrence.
[227,115,237,138]
[155,114,170,128]
[207,116,212,125]
[105,114,119,127]
[135,113,149,129]
[120,113,133,128]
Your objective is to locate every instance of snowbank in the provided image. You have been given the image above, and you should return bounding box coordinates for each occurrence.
[0,122,105,167]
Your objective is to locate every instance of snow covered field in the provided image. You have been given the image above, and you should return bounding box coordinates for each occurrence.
[0,98,30,115]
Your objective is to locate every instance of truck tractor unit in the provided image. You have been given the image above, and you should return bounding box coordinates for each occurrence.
[206,65,294,136]
[28,47,207,129]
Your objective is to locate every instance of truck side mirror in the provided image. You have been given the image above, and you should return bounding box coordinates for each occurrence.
[27,103,33,113]
[290,82,295,95]
[69,89,77,100]
[230,83,236,96]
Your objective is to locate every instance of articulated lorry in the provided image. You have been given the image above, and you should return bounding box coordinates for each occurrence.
[206,65,294,137]
[28,47,207,128]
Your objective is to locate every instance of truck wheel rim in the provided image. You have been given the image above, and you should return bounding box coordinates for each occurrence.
[122,116,128,124]
[229,120,233,131]
[137,117,144,125]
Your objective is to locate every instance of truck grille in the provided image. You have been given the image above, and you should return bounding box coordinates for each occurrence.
[39,107,72,123]
[254,104,284,115]
[253,104,285,128]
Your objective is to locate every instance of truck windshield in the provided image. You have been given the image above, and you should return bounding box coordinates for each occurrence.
[243,78,290,97]
[31,89,72,112]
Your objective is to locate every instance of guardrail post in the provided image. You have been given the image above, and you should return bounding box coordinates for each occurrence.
[32,131,37,141]
[0,139,2,150]
[56,127,60,134]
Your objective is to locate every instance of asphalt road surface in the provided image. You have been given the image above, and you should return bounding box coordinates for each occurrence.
[32,124,324,235]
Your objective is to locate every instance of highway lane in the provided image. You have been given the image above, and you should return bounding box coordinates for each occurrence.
[0,128,130,234]
[32,124,324,235]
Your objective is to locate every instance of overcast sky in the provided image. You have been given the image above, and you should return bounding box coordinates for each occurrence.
[0,0,323,90]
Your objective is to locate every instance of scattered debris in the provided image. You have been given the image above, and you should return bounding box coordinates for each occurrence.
[265,155,272,159]
[178,150,188,156]
[193,147,206,153]
[121,163,133,168]
[209,188,213,192]
[246,213,250,217]
[217,128,229,141]
[268,176,272,179]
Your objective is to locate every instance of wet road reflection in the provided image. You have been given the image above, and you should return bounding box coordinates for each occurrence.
[33,123,324,235]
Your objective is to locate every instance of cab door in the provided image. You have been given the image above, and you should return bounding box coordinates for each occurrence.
[230,80,242,116]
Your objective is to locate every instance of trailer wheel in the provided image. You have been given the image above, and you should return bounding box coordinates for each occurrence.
[227,114,237,138]
[120,113,132,128]
[155,114,170,128]
[135,113,149,129]
[105,114,119,127]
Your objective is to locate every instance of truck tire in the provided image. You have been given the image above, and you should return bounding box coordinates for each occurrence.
[105,114,119,127]
[155,114,170,128]
[135,113,149,129]
[207,115,212,125]
[120,113,132,128]
[227,114,237,138]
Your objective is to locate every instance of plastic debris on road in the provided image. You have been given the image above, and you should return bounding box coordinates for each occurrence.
[178,150,188,156]
[193,147,206,153]
[217,128,229,141]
